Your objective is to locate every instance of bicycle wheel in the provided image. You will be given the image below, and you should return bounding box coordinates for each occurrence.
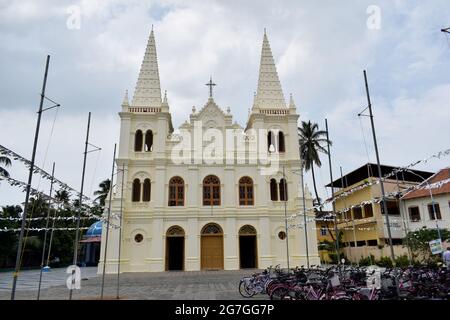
[239,280,254,298]
[270,287,288,300]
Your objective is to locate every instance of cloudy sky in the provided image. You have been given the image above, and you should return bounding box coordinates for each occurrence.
[0,0,449,207]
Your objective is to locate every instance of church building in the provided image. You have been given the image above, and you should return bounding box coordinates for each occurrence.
[98,28,320,273]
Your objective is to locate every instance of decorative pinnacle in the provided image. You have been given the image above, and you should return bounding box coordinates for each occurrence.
[122,89,129,105]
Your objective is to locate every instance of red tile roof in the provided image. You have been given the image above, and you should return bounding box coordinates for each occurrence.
[79,236,101,243]
[402,168,450,200]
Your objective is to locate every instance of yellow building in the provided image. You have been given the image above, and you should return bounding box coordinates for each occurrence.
[315,213,335,263]
[326,163,433,263]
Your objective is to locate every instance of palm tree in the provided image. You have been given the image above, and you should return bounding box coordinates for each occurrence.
[0,156,11,177]
[93,179,110,207]
[298,121,335,241]
[298,121,331,207]
[55,189,70,205]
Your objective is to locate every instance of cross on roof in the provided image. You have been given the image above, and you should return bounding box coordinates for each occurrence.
[205,76,216,98]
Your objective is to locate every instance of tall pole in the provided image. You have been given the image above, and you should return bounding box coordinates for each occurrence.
[116,163,125,299]
[405,170,442,241]
[37,162,55,300]
[325,119,340,265]
[46,199,60,267]
[101,143,116,299]
[11,55,50,300]
[69,112,91,300]
[300,161,310,268]
[282,165,290,270]
[340,166,357,265]
[363,70,399,296]
[363,71,396,263]
[394,173,413,265]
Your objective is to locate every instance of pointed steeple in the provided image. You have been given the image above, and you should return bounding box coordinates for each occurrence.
[132,29,162,107]
[253,30,287,110]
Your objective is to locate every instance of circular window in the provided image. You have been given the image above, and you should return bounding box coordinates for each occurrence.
[134,233,143,243]
[278,231,287,240]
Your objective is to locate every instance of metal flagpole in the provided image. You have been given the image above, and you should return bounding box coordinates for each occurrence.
[404,169,442,241]
[282,165,290,270]
[11,55,50,300]
[362,71,396,262]
[300,161,310,268]
[340,166,356,265]
[37,162,55,300]
[46,200,59,267]
[69,112,91,300]
[116,163,125,299]
[361,70,399,296]
[325,119,340,265]
[394,173,413,265]
[101,143,116,299]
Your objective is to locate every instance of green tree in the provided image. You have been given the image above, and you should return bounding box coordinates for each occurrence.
[298,120,335,241]
[0,156,12,177]
[55,189,70,205]
[0,205,22,268]
[93,179,110,208]
[298,121,331,209]
[404,227,450,265]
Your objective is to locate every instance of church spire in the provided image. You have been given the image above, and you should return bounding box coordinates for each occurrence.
[253,30,286,110]
[132,29,162,107]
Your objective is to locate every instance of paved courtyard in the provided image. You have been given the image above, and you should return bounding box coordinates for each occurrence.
[0,267,265,300]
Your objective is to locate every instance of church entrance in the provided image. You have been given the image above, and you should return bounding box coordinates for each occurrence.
[239,225,258,269]
[200,223,224,270]
[165,226,185,271]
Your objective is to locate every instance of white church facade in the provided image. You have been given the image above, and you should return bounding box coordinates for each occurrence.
[98,29,320,273]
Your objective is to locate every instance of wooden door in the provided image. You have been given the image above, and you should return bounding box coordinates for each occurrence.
[201,235,224,270]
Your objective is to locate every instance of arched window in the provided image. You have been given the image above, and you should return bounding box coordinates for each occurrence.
[239,176,254,206]
[144,130,153,152]
[270,179,278,201]
[201,223,223,234]
[134,130,143,152]
[132,178,141,202]
[143,178,151,202]
[203,175,220,206]
[267,131,275,152]
[279,178,288,201]
[278,131,285,153]
[168,176,184,206]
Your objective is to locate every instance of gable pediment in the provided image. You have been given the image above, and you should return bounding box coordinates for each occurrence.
[192,98,229,129]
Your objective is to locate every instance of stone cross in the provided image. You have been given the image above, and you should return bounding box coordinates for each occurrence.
[205,77,216,98]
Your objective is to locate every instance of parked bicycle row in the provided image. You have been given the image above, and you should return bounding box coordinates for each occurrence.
[239,265,450,300]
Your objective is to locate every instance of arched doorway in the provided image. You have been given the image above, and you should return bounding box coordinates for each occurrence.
[239,225,258,269]
[165,226,185,271]
[200,223,224,270]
